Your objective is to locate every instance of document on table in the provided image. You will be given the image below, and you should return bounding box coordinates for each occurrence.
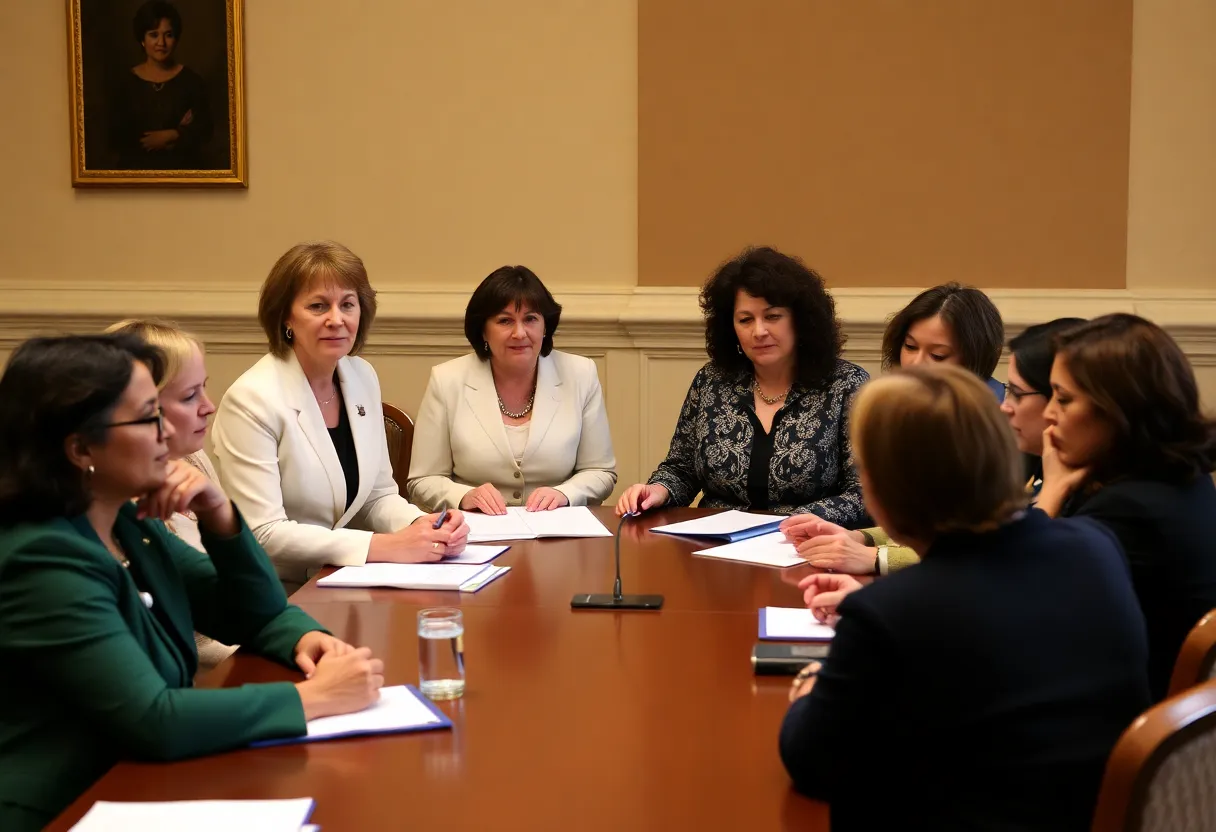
[759,606,836,642]
[316,562,511,592]
[464,506,612,542]
[437,543,509,565]
[253,685,452,747]
[650,509,785,542]
[691,531,804,567]
[69,797,315,832]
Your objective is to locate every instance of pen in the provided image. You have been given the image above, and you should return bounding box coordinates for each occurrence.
[432,507,450,530]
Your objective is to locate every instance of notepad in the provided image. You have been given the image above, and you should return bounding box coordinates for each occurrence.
[650,509,785,541]
[69,797,315,832]
[252,684,452,748]
[464,505,612,542]
[759,606,836,641]
[316,563,511,592]
[691,531,804,567]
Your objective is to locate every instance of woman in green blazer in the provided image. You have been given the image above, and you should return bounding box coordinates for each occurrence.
[0,333,386,831]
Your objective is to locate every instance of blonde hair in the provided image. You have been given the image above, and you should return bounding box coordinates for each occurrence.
[258,241,378,359]
[104,318,203,391]
[851,364,1026,545]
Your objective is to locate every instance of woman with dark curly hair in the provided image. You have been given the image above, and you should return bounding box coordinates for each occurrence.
[616,247,869,526]
[1036,313,1216,700]
[880,282,1006,398]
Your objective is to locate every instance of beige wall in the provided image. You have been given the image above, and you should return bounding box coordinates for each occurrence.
[0,1,637,289]
[1,1,1214,498]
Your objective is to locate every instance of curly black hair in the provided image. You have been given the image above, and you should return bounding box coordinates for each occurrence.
[700,247,845,389]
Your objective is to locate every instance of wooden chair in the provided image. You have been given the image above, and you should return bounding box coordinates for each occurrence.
[1168,610,1216,697]
[1090,679,1216,831]
[381,402,415,493]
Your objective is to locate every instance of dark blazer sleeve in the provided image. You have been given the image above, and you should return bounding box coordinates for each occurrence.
[1068,488,1152,582]
[779,593,898,799]
[162,507,326,663]
[647,367,707,506]
[0,532,306,761]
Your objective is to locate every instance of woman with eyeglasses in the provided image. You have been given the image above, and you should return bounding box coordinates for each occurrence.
[0,334,384,831]
[781,317,1085,576]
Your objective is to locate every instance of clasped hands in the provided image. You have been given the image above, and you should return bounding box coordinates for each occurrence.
[292,631,384,720]
[779,515,877,574]
[460,482,568,515]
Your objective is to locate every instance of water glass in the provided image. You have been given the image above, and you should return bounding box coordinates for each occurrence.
[417,607,465,700]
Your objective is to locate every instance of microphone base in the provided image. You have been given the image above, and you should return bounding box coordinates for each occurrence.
[570,593,664,610]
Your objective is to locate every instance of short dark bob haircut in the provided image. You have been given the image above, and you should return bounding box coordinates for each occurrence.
[1007,317,1086,397]
[701,246,845,388]
[464,266,563,360]
[881,283,1005,380]
[1054,313,1216,483]
[0,333,165,527]
[133,1,182,43]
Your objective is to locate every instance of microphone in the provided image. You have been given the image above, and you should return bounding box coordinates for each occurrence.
[571,512,664,610]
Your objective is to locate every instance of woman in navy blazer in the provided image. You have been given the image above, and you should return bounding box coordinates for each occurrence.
[1037,313,1216,700]
[781,365,1149,831]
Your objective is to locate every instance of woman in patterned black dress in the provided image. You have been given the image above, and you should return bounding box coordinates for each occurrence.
[616,247,869,527]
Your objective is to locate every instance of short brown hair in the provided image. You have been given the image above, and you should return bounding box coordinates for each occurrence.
[881,283,1005,379]
[464,266,562,360]
[852,365,1026,545]
[1054,313,1216,483]
[258,241,378,359]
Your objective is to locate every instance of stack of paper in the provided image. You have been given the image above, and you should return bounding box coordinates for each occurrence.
[691,531,804,567]
[317,562,510,592]
[70,798,315,831]
[253,685,452,747]
[650,509,785,542]
[464,506,612,542]
[759,606,836,641]
[433,544,509,565]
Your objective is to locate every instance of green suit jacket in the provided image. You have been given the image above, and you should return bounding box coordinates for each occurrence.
[0,503,323,830]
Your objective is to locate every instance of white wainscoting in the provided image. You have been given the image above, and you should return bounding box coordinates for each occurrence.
[6,281,1216,500]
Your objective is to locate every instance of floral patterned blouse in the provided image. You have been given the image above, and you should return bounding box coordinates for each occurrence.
[647,359,870,527]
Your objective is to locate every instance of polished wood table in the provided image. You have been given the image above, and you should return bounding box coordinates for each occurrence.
[50,508,830,831]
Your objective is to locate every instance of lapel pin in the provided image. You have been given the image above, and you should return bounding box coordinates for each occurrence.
[356,405,366,417]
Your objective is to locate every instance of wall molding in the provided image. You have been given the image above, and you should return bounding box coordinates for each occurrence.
[5,281,1216,364]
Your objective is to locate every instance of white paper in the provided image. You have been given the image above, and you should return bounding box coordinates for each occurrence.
[303,684,441,740]
[317,563,495,590]
[70,798,314,832]
[650,509,785,537]
[464,506,612,542]
[439,544,509,565]
[763,606,836,641]
[459,565,512,592]
[692,531,804,567]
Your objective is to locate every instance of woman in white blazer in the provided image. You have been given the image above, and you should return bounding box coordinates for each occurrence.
[408,266,617,513]
[213,242,468,592]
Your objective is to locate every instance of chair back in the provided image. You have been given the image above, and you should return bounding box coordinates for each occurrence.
[1091,679,1216,831]
[381,402,415,493]
[1168,610,1216,697]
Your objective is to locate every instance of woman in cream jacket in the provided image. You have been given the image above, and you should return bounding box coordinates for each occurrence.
[408,266,616,513]
[213,242,467,592]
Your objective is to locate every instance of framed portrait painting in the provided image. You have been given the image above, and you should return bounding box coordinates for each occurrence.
[67,0,246,187]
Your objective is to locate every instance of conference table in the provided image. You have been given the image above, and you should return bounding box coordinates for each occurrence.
[50,507,831,831]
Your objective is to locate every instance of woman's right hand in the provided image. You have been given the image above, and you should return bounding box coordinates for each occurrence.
[368,511,469,563]
[797,573,865,626]
[461,483,508,515]
[615,483,670,516]
[295,646,383,721]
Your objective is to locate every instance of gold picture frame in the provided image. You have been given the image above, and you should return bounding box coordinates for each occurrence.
[67,0,246,187]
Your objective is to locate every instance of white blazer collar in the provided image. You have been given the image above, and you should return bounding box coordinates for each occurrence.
[522,354,561,460]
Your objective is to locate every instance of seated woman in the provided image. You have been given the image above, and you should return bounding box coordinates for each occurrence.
[1036,313,1216,701]
[780,364,1149,831]
[213,241,468,593]
[0,334,383,832]
[784,317,1085,575]
[616,247,869,525]
[408,265,616,513]
[107,318,238,671]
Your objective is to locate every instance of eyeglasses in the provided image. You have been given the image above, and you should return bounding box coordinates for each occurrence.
[104,409,165,441]
[1003,384,1047,404]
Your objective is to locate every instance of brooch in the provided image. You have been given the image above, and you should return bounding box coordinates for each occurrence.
[356,405,366,417]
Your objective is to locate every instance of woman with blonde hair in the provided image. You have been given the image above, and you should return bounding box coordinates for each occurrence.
[779,365,1148,830]
[213,242,467,593]
[106,318,236,671]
